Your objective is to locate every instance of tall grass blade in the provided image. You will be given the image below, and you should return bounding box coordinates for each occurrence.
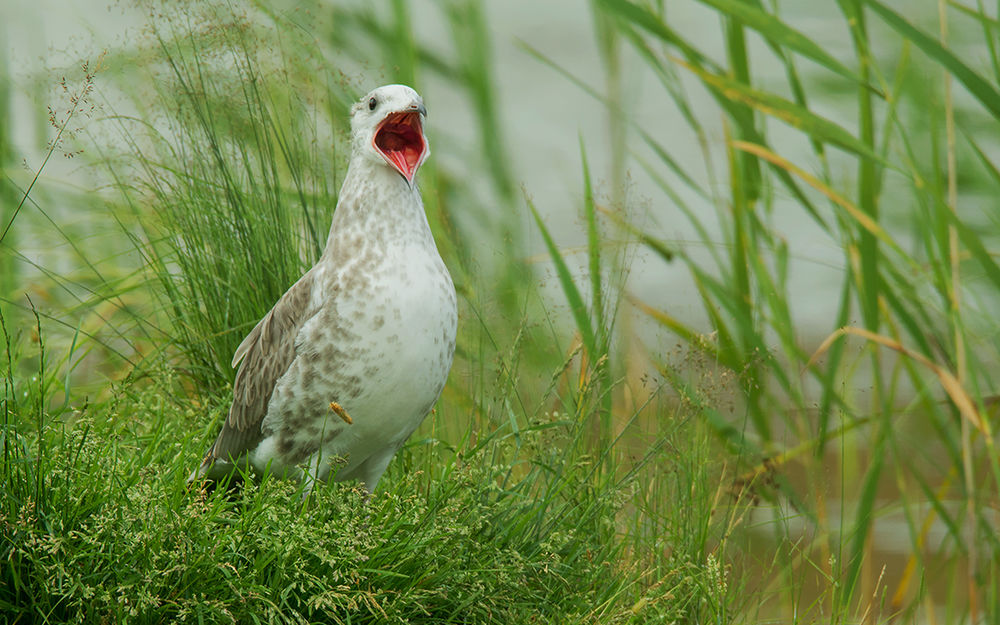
[628,295,720,362]
[944,207,1000,291]
[597,0,721,70]
[731,141,903,255]
[865,0,1000,119]
[677,59,888,165]
[526,195,597,357]
[581,139,604,347]
[810,326,987,433]
[693,0,863,84]
[518,40,710,204]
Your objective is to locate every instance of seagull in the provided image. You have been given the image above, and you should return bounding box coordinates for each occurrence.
[190,84,457,495]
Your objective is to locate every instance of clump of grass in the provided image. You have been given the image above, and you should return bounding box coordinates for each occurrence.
[0,311,732,623]
[91,2,343,390]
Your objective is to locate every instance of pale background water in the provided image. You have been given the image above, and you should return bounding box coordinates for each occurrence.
[3,0,867,346]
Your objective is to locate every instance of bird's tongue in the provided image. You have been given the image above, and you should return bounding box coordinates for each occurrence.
[374,112,426,182]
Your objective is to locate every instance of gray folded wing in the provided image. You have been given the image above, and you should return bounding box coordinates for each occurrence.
[202,270,317,467]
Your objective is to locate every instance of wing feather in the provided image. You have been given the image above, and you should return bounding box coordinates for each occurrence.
[205,270,318,465]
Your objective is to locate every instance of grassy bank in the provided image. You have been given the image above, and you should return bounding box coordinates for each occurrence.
[3,0,1000,622]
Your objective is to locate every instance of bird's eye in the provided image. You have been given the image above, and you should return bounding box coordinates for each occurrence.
[368,97,377,111]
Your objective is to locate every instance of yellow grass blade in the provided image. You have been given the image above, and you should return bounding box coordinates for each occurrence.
[807,326,986,433]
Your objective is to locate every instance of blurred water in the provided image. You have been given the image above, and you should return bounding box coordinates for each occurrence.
[4,0,859,345]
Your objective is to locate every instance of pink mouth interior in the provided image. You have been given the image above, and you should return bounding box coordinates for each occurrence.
[374,112,426,181]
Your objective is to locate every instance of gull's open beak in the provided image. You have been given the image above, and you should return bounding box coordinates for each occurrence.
[373,101,428,183]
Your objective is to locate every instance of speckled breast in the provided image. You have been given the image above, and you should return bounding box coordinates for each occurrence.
[258,239,457,471]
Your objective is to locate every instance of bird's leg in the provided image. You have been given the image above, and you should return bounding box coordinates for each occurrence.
[352,444,400,495]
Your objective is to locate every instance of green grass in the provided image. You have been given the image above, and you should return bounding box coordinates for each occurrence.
[2,0,1000,622]
[591,0,1000,620]
[1,303,727,623]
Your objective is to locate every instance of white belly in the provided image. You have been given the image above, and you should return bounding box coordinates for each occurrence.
[250,242,457,482]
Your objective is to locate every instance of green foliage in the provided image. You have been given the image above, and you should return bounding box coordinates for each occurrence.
[578,0,1000,620]
[95,3,343,389]
[3,0,1000,623]
[0,315,728,624]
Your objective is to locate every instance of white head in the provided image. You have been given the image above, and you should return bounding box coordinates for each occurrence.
[350,84,430,184]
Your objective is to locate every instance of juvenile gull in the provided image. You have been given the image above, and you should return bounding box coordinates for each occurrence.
[191,84,457,494]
